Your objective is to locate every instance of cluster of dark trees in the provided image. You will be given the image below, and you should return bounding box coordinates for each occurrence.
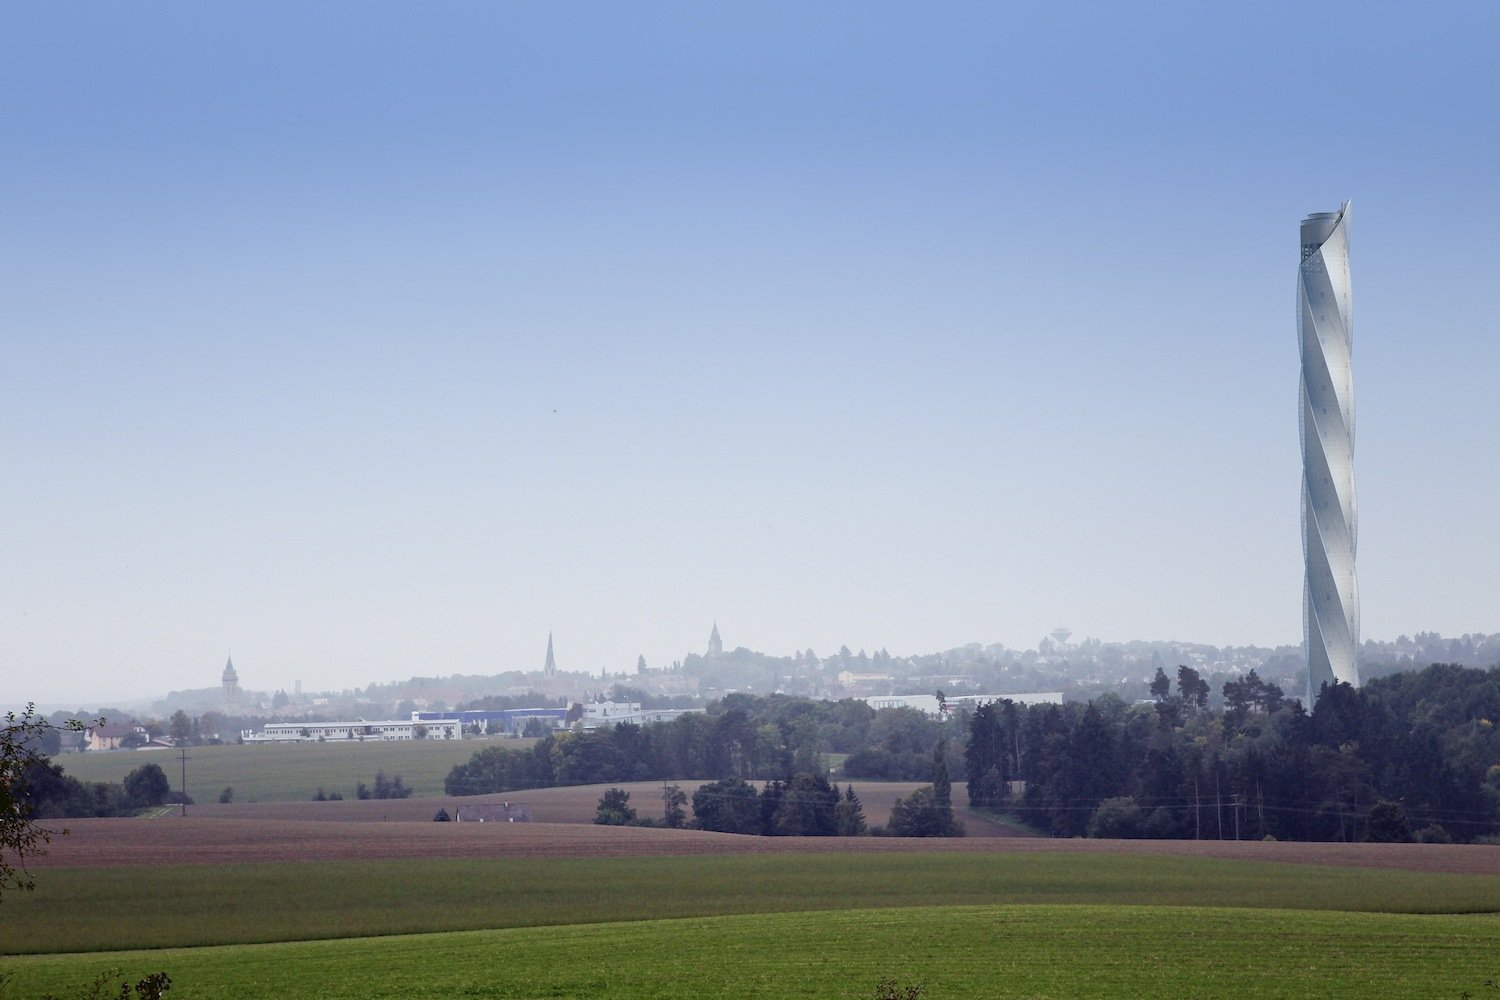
[594,777,885,837]
[593,742,963,838]
[440,662,1498,843]
[967,663,1500,843]
[443,694,952,795]
[19,759,184,819]
[356,771,412,800]
[886,743,964,837]
[309,773,412,801]
[686,775,868,836]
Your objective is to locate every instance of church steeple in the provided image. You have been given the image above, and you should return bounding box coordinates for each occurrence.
[544,633,557,676]
[222,655,240,704]
[707,622,723,657]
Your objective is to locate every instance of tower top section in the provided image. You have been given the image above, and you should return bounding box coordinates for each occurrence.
[222,656,238,685]
[1300,202,1349,259]
[707,623,723,657]
[544,632,557,675]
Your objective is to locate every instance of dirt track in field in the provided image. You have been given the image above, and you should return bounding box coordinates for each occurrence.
[29,814,1499,875]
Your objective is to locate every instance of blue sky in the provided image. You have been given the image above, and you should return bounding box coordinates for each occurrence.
[4,2,1498,705]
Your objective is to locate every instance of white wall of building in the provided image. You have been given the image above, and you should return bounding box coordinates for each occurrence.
[241,719,462,742]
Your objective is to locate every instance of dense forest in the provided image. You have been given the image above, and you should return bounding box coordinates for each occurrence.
[980,664,1500,843]
[445,664,1500,843]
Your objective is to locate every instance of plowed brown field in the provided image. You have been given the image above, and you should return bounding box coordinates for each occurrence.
[30,814,1498,875]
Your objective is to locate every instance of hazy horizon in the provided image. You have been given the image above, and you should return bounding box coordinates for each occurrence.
[22,625,1500,712]
[6,4,1497,708]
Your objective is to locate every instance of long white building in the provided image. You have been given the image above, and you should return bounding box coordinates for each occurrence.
[1299,203,1360,702]
[241,718,462,743]
[862,693,1063,717]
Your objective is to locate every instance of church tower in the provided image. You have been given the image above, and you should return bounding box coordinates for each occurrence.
[707,623,723,657]
[544,633,557,676]
[221,655,240,705]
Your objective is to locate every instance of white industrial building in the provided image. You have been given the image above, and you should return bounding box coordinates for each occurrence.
[862,693,1063,717]
[240,718,462,743]
[577,701,700,729]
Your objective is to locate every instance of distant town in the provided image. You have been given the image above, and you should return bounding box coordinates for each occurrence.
[29,625,1500,751]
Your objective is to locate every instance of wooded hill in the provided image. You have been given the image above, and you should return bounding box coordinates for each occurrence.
[444,663,1500,844]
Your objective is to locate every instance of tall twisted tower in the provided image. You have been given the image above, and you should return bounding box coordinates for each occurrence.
[1299,203,1359,704]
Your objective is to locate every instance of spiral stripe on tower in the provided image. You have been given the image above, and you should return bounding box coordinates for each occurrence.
[1299,203,1359,704]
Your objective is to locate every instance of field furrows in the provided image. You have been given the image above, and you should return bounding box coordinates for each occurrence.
[29,815,1500,874]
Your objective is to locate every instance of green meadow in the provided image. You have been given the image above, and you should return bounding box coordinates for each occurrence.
[56,738,534,802]
[5,852,1499,954]
[5,904,1499,1000]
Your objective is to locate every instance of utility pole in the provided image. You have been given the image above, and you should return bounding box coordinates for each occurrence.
[177,746,190,817]
[1214,771,1223,840]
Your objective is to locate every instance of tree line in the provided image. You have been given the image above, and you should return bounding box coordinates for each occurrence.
[442,694,956,796]
[592,741,962,838]
[18,756,183,820]
[967,663,1500,843]
[442,662,1499,843]
[592,777,873,836]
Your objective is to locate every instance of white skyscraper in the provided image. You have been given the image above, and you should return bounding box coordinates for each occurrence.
[1299,203,1359,703]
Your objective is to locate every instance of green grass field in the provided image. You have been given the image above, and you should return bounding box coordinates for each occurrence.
[55,737,534,802]
[5,904,1498,999]
[5,851,1498,954]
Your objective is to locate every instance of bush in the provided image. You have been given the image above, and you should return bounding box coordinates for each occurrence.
[1087,796,1145,839]
[433,808,451,822]
[887,787,962,838]
[217,787,233,804]
[1414,823,1452,844]
[594,788,636,826]
[1142,806,1183,839]
[369,772,411,799]
[1365,800,1412,843]
[122,764,170,809]
[770,773,840,837]
[691,778,763,834]
[33,968,172,1000]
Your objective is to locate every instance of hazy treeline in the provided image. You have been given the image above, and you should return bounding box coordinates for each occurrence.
[594,776,876,837]
[442,694,957,795]
[444,663,1500,843]
[975,663,1500,843]
[594,742,962,838]
[18,758,181,818]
